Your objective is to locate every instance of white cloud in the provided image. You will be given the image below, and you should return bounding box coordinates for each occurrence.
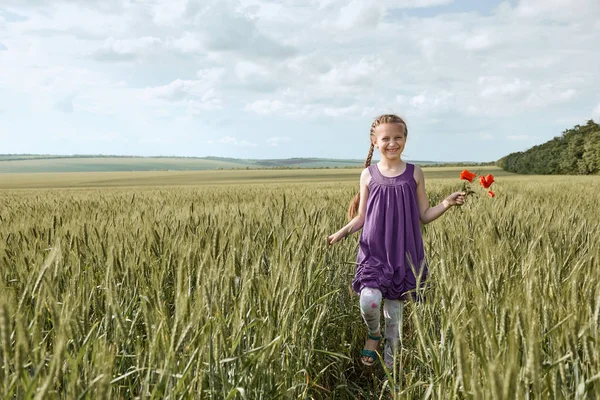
[464,33,493,51]
[169,32,203,54]
[478,77,531,98]
[8,3,129,39]
[146,79,209,102]
[469,76,579,116]
[506,57,558,70]
[142,69,225,112]
[316,0,454,10]
[521,88,576,108]
[193,2,296,59]
[319,57,382,87]
[93,36,162,62]
[333,0,382,30]
[1,0,599,161]
[234,60,278,92]
[395,0,454,7]
[150,0,188,26]
[245,99,285,115]
[234,61,266,81]
[323,105,369,117]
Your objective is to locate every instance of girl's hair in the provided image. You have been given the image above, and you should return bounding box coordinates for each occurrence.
[346,114,408,220]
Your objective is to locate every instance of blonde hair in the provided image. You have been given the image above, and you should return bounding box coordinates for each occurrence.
[347,114,408,220]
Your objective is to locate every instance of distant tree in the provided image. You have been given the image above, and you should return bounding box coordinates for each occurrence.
[497,120,600,175]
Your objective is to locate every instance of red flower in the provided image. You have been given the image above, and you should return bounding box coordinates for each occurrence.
[460,169,476,183]
[487,190,495,198]
[479,174,495,189]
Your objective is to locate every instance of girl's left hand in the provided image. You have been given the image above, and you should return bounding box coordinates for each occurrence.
[445,191,466,207]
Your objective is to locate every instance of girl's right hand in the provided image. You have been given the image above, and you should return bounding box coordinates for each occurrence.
[445,191,467,207]
[328,232,343,245]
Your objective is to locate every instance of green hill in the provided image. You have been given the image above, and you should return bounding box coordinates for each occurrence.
[497,120,600,175]
[0,156,250,173]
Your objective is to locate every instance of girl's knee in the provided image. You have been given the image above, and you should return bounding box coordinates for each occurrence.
[360,288,382,312]
[383,299,404,321]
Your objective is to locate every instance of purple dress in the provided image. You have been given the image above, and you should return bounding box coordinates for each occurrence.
[352,163,427,300]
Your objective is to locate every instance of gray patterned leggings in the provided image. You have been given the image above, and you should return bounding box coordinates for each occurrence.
[359,287,404,367]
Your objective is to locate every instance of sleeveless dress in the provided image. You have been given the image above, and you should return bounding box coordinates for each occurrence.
[352,163,427,300]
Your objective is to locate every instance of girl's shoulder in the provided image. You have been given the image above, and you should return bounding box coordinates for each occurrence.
[412,163,424,185]
[360,166,372,187]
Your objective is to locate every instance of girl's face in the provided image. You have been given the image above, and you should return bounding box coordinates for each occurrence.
[372,123,406,160]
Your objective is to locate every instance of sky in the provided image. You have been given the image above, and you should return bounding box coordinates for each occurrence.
[0,0,599,162]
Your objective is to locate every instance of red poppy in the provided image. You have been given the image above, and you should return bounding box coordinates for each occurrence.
[479,174,495,189]
[460,169,476,182]
[487,190,495,198]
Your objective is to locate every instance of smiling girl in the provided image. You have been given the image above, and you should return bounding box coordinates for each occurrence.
[328,114,465,368]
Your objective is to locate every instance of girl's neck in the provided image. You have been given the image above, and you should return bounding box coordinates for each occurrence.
[377,158,405,170]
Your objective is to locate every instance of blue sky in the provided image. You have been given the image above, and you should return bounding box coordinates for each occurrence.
[1,0,599,162]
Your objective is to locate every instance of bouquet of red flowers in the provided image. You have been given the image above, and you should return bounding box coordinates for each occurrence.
[460,169,495,198]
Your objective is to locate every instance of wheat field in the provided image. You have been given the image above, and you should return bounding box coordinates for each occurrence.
[1,172,599,398]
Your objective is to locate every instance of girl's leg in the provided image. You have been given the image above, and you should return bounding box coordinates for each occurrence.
[383,299,404,369]
[359,287,382,334]
[359,288,383,363]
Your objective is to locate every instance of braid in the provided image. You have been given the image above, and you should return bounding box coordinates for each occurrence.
[364,143,374,168]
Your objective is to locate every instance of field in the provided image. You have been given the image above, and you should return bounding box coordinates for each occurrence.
[0,166,513,190]
[1,167,600,398]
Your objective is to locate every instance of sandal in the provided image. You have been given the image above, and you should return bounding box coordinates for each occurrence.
[360,333,382,366]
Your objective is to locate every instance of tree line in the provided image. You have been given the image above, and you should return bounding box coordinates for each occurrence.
[497,120,600,175]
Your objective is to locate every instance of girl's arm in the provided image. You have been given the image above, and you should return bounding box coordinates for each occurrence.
[414,165,465,224]
[328,168,370,245]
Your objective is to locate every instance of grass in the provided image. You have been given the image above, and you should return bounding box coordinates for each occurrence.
[1,170,599,398]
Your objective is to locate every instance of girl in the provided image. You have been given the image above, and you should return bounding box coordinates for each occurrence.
[328,114,465,368]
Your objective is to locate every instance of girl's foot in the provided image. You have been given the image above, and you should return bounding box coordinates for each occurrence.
[360,331,382,366]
